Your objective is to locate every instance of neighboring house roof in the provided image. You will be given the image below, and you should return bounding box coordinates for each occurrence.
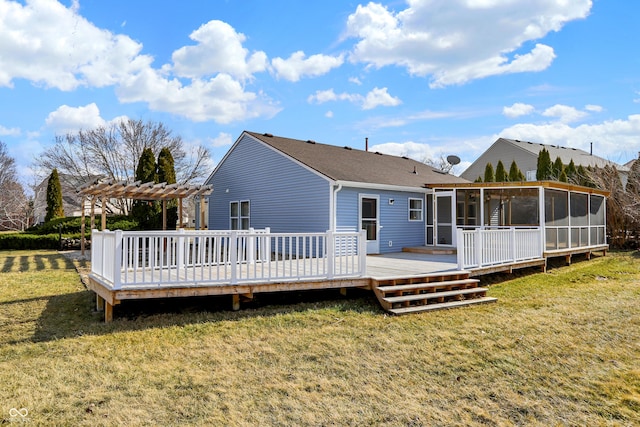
[501,138,629,171]
[461,137,629,181]
[245,131,468,188]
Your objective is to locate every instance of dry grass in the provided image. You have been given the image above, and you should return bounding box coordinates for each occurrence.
[0,249,639,426]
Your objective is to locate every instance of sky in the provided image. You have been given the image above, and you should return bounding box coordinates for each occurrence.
[1,0,639,189]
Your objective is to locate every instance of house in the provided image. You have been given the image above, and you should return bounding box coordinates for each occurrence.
[205,131,468,254]
[461,138,629,185]
[86,131,610,320]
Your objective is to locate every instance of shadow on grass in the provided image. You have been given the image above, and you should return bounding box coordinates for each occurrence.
[1,254,77,273]
[30,287,381,343]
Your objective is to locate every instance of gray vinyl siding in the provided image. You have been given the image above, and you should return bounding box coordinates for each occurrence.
[461,141,537,182]
[336,187,426,254]
[206,134,331,232]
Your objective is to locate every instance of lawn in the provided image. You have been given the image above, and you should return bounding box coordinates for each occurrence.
[0,249,639,426]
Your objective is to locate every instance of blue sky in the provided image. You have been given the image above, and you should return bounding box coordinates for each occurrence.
[1,0,639,187]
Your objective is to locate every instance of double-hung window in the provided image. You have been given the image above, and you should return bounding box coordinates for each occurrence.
[230,200,250,230]
[409,198,423,221]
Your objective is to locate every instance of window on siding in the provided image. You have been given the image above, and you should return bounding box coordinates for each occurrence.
[409,198,423,221]
[230,201,250,230]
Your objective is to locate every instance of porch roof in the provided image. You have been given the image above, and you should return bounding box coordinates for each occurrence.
[426,180,609,197]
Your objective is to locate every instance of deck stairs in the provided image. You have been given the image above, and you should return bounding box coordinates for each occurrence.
[372,271,497,315]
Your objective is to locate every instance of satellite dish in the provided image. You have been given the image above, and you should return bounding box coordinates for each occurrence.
[447,155,461,165]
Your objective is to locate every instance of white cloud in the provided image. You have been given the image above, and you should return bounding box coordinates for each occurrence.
[117,69,281,123]
[325,110,334,118]
[362,87,401,110]
[0,124,20,136]
[171,20,268,80]
[542,104,588,123]
[308,87,400,110]
[208,132,234,148]
[0,0,152,90]
[0,1,279,124]
[349,76,362,85]
[585,104,603,112]
[271,51,344,82]
[45,103,106,133]
[44,103,130,134]
[499,114,640,164]
[503,103,535,118]
[345,0,591,87]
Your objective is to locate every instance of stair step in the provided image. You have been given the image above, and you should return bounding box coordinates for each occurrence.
[375,272,470,285]
[389,297,498,315]
[376,278,479,294]
[382,287,488,304]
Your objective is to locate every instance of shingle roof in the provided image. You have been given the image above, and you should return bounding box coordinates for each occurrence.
[501,138,629,171]
[246,131,468,188]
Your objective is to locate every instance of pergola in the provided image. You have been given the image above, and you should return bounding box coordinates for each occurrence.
[77,179,213,255]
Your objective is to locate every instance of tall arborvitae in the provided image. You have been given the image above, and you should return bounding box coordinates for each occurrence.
[475,176,483,183]
[484,163,495,183]
[495,160,507,182]
[45,168,64,222]
[131,148,159,229]
[157,147,178,229]
[559,170,568,182]
[536,148,553,180]
[565,159,577,183]
[508,160,525,182]
[553,156,564,180]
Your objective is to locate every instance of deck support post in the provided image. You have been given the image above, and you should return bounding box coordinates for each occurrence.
[104,302,113,322]
[232,294,240,311]
[96,294,105,311]
[340,287,347,296]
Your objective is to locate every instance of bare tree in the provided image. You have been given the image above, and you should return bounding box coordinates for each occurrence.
[0,141,29,231]
[422,153,455,174]
[35,118,211,213]
[587,165,640,248]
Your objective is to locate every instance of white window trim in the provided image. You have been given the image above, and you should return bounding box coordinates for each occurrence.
[408,197,423,222]
[230,200,250,230]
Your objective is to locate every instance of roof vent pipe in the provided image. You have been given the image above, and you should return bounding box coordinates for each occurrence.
[365,137,368,152]
[413,166,417,174]
[590,142,593,155]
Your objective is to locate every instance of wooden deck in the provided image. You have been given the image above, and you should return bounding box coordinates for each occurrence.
[85,244,608,321]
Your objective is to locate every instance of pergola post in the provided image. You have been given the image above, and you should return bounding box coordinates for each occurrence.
[162,199,167,230]
[101,194,107,231]
[80,197,86,256]
[90,197,96,230]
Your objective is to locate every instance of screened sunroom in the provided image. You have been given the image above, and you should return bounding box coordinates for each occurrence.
[426,182,608,270]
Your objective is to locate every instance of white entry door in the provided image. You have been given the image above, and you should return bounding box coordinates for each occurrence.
[360,195,380,254]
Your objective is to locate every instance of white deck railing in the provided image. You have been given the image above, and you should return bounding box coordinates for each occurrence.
[456,227,543,270]
[91,228,367,290]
